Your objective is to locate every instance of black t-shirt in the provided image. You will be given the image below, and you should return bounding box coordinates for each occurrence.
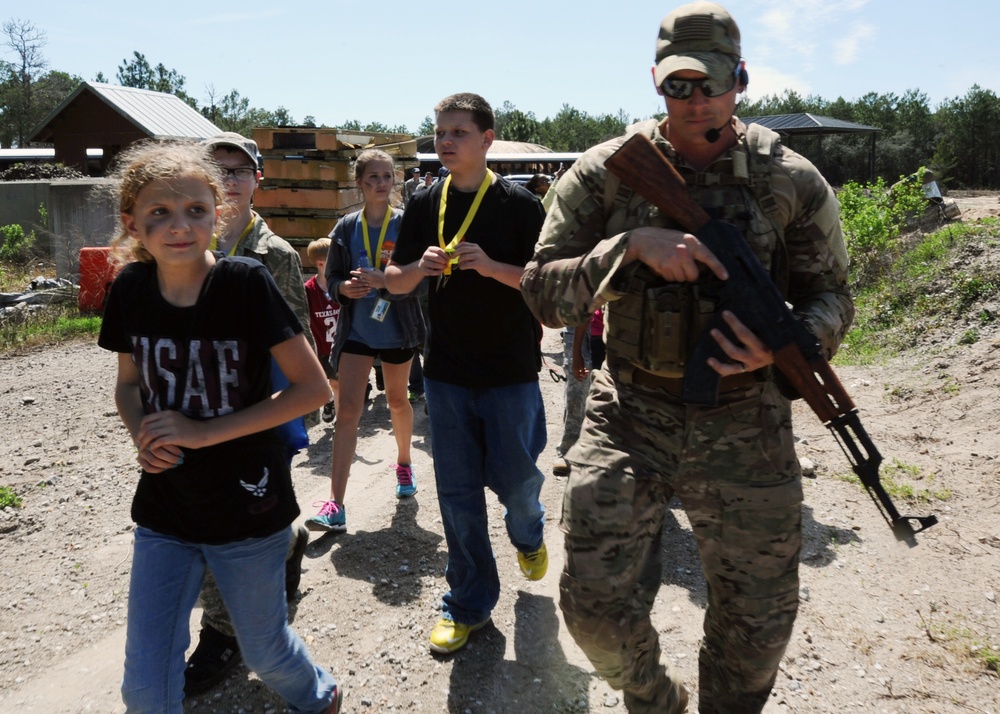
[98,256,303,544]
[393,176,544,388]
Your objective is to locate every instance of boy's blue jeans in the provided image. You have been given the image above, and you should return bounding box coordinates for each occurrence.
[122,526,336,714]
[424,378,547,625]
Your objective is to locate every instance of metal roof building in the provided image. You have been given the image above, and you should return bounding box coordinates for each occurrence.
[28,81,222,175]
[743,113,878,135]
[743,113,880,180]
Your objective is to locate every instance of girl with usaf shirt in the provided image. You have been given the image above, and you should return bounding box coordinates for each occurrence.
[98,140,342,714]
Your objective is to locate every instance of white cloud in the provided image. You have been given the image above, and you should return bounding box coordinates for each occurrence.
[740,64,813,101]
[755,7,814,59]
[834,23,877,65]
[746,0,871,63]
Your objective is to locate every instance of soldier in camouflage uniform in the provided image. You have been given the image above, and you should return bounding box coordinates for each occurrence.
[520,3,854,712]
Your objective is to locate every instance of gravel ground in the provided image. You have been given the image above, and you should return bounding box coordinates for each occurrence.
[2,251,999,713]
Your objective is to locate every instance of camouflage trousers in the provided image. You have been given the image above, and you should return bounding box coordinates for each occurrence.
[199,529,299,637]
[557,327,592,456]
[561,369,803,714]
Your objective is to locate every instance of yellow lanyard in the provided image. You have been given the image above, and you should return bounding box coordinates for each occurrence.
[209,218,254,255]
[361,207,392,269]
[437,170,493,275]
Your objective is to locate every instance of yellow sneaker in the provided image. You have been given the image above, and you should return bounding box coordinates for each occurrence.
[517,542,548,581]
[428,617,489,654]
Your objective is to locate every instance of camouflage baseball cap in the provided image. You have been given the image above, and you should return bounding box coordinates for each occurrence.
[653,1,741,87]
[203,132,260,168]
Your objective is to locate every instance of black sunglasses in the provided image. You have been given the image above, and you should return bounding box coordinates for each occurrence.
[660,65,739,100]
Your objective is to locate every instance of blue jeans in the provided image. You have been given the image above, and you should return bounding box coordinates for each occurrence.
[122,526,336,714]
[424,378,547,625]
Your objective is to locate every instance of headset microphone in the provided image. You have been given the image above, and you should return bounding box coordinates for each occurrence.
[704,62,747,143]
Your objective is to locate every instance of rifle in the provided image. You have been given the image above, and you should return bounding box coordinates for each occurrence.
[604,133,938,547]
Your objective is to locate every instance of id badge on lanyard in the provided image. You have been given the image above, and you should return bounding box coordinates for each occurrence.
[370,298,391,322]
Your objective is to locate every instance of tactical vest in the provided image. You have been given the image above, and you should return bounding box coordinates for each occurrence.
[603,121,786,378]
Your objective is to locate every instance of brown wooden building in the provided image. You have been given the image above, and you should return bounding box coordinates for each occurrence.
[28,81,222,175]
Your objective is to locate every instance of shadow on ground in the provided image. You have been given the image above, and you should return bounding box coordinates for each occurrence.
[442,591,592,714]
[311,498,445,606]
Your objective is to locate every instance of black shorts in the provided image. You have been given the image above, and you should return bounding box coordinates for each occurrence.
[341,340,415,365]
[318,354,337,379]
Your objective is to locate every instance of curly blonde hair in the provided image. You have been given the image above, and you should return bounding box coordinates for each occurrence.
[108,140,225,264]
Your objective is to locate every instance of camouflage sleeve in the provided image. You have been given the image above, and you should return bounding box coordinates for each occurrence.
[772,148,855,359]
[262,236,317,352]
[521,140,634,329]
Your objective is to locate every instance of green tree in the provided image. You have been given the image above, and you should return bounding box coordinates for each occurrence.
[536,104,630,152]
[116,51,195,106]
[201,87,297,135]
[493,100,539,142]
[416,115,434,135]
[0,67,78,148]
[877,90,939,184]
[0,18,48,146]
[853,91,898,134]
[271,106,294,127]
[538,104,585,150]
[336,119,409,134]
[825,96,854,122]
[740,88,826,117]
[896,90,936,151]
[935,85,1000,188]
[500,108,541,144]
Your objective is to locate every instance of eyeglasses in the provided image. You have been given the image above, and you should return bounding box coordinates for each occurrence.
[219,167,257,180]
[660,66,739,100]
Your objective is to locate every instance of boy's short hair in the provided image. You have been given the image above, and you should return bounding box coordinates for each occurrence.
[306,237,331,263]
[434,93,494,132]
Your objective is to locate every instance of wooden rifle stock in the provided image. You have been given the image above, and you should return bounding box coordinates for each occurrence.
[604,134,713,233]
[604,133,938,546]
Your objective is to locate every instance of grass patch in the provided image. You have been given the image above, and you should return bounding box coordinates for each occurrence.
[982,650,1000,674]
[837,217,1000,364]
[1,259,101,354]
[0,485,23,509]
[837,458,952,503]
[927,622,1000,676]
[0,303,101,354]
[0,260,51,293]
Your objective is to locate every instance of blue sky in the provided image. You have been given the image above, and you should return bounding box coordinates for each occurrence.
[13,0,997,135]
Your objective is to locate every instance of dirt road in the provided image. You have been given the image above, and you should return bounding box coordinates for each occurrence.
[1,320,998,712]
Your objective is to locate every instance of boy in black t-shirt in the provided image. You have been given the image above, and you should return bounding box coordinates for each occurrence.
[385,93,548,655]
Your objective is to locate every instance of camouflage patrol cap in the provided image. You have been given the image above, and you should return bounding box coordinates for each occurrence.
[203,131,260,169]
[653,1,741,87]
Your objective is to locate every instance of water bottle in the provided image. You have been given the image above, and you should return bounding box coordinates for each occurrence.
[357,254,378,298]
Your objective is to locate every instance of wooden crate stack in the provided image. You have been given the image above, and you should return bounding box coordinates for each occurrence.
[252,126,419,269]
